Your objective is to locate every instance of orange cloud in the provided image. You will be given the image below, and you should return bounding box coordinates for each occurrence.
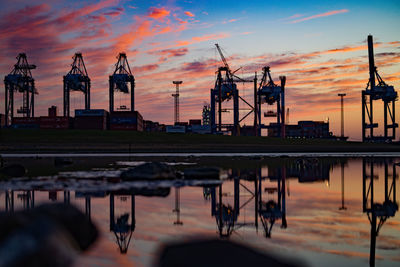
[290,9,349,23]
[175,33,230,47]
[147,7,170,20]
[184,11,195,17]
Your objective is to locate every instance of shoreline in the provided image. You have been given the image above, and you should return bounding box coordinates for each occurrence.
[1,129,399,154]
[2,152,400,158]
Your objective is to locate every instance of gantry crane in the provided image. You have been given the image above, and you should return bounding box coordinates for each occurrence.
[4,53,37,126]
[362,35,398,142]
[109,53,135,113]
[210,44,257,136]
[257,66,286,137]
[63,52,90,117]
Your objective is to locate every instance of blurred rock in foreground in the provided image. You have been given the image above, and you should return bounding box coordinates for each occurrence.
[157,239,307,267]
[0,203,98,267]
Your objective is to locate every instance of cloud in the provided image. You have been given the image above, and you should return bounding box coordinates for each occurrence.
[184,11,195,17]
[153,48,188,57]
[290,9,349,24]
[147,7,170,20]
[103,7,124,17]
[175,33,230,47]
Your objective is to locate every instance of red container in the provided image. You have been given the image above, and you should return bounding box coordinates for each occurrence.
[74,116,107,130]
[40,116,70,129]
[110,124,138,131]
[12,117,40,124]
[110,110,143,131]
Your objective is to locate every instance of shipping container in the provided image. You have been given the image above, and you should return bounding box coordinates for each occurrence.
[110,117,137,124]
[74,116,107,130]
[110,110,143,131]
[110,124,139,131]
[166,125,186,133]
[12,117,40,124]
[39,116,71,129]
[189,119,202,125]
[75,109,108,117]
[11,124,40,129]
[191,125,211,134]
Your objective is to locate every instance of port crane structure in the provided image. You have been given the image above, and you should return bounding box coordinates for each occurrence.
[63,53,91,117]
[210,44,257,136]
[109,53,135,113]
[257,66,286,137]
[4,53,37,126]
[362,35,398,142]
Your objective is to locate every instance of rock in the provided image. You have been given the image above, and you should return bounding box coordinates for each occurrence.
[0,164,26,177]
[183,167,220,180]
[157,239,306,267]
[120,162,177,180]
[0,203,98,267]
[54,158,73,167]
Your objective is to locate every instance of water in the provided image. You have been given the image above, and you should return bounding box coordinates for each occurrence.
[0,156,399,267]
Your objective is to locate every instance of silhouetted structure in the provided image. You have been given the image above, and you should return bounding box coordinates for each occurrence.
[362,35,398,142]
[210,44,257,136]
[173,187,183,225]
[4,190,35,212]
[172,81,182,124]
[258,167,287,238]
[4,53,37,126]
[202,104,211,125]
[63,53,90,117]
[258,67,286,137]
[338,93,347,140]
[362,159,398,266]
[109,53,135,112]
[110,192,135,254]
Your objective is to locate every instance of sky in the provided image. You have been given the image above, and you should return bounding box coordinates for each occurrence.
[0,0,399,140]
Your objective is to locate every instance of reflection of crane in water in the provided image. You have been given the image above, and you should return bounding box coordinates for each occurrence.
[258,167,287,238]
[5,190,35,212]
[339,161,347,210]
[209,168,287,238]
[210,171,258,237]
[362,159,398,267]
[173,187,183,225]
[110,192,135,254]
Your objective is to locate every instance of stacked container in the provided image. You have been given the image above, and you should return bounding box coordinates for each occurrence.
[110,111,143,131]
[11,117,40,129]
[39,116,71,129]
[74,109,108,130]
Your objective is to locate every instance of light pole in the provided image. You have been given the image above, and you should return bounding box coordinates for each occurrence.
[338,93,346,140]
[172,81,182,124]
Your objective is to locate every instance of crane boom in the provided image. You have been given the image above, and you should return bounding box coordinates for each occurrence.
[215,44,230,72]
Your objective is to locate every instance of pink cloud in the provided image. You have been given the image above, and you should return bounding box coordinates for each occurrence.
[290,9,349,23]
[184,11,195,17]
[147,7,170,20]
[175,33,230,47]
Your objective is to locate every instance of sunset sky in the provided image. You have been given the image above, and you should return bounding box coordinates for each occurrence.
[0,0,399,140]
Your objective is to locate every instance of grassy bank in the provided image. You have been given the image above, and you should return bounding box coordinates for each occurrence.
[1,129,399,153]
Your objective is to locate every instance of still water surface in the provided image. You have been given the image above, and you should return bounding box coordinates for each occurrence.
[0,156,399,267]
